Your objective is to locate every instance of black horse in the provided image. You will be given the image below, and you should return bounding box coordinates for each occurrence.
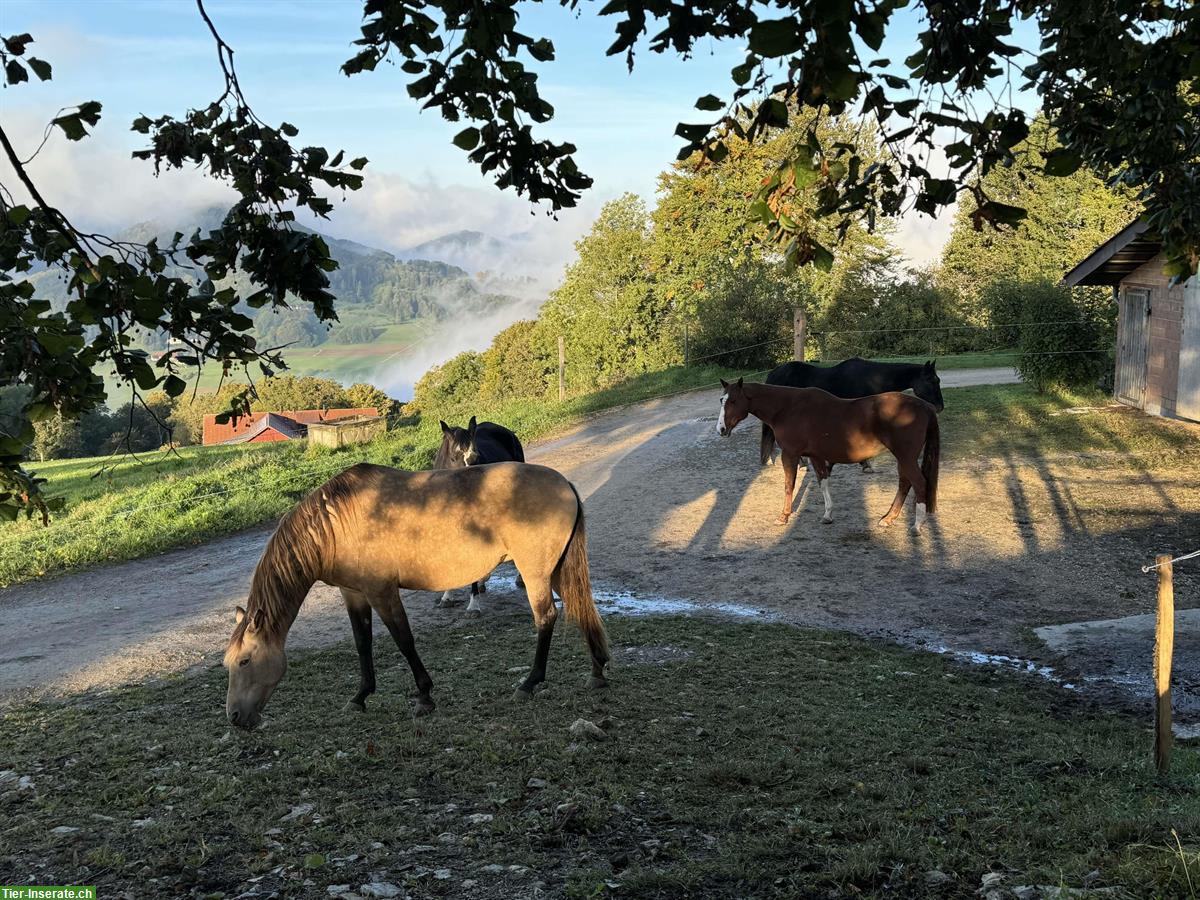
[760,358,945,467]
[434,416,525,609]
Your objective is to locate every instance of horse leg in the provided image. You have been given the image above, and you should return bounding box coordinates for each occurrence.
[342,589,375,711]
[860,458,875,474]
[466,581,483,614]
[436,589,459,608]
[376,591,436,716]
[897,456,929,534]
[514,575,558,701]
[777,450,800,526]
[812,459,834,524]
[877,474,912,528]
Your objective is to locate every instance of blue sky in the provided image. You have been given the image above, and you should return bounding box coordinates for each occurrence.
[1,0,1042,269]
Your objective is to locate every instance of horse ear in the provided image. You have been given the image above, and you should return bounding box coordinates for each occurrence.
[440,420,450,434]
[246,610,262,635]
[719,379,729,390]
[235,606,246,624]
[736,377,744,388]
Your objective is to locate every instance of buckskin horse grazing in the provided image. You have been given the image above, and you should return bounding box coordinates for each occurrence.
[434,417,526,609]
[717,378,940,533]
[761,358,944,470]
[224,462,609,729]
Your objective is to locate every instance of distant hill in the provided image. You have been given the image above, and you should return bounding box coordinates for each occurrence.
[21,209,534,351]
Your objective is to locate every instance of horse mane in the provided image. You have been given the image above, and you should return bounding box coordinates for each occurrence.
[227,466,367,653]
[433,431,456,468]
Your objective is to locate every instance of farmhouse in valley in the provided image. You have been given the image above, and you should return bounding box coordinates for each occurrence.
[201,407,380,445]
[1064,221,1200,423]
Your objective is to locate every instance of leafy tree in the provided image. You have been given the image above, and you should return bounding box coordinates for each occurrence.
[1005,280,1112,392]
[31,414,81,462]
[478,320,552,402]
[251,375,349,413]
[345,382,397,420]
[4,0,1198,519]
[410,352,485,414]
[939,117,1143,309]
[329,322,384,344]
[537,195,677,392]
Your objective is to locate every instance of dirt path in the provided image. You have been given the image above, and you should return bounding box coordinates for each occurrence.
[4,365,1198,723]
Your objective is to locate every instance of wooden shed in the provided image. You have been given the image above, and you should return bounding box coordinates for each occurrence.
[202,407,379,445]
[1064,221,1200,423]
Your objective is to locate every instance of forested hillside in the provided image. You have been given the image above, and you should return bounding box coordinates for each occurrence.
[20,207,524,351]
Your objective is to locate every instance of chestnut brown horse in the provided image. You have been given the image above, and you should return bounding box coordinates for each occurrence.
[716,378,940,533]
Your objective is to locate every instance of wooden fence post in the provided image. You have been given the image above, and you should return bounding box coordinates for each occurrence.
[557,335,566,402]
[793,308,807,361]
[1154,554,1174,774]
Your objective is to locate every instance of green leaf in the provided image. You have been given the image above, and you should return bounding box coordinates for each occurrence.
[1043,147,1083,177]
[5,59,27,85]
[303,853,326,870]
[163,375,187,398]
[748,19,803,58]
[349,157,368,170]
[27,401,57,423]
[695,94,723,112]
[812,242,835,272]
[27,57,51,81]
[52,113,87,141]
[453,127,480,151]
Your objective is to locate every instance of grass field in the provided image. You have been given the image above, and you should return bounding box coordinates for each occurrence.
[2,614,1196,897]
[5,371,1199,589]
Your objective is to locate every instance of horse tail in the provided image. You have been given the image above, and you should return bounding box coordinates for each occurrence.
[760,423,776,466]
[921,413,940,514]
[554,484,610,667]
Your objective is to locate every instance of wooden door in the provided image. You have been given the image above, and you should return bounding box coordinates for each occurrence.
[1116,287,1149,408]
[1177,277,1200,422]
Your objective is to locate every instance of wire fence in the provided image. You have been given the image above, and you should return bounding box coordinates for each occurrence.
[7,316,1116,532]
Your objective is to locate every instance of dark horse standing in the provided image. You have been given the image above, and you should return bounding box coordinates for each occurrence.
[435,416,525,610]
[761,358,944,468]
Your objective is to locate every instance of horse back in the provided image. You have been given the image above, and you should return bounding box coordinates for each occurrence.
[474,422,525,463]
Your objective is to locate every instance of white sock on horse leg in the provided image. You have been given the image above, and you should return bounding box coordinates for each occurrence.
[912,502,927,533]
[439,590,453,605]
[821,480,833,523]
[466,592,482,612]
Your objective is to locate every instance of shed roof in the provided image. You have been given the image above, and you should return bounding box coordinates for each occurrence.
[1062,220,1161,287]
[222,412,307,444]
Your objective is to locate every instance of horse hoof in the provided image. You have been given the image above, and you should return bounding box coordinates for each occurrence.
[876,517,894,528]
[775,515,790,527]
[588,676,609,691]
[413,699,436,717]
[512,688,533,702]
[821,516,833,525]
[344,699,366,712]
[465,607,482,618]
[910,525,924,535]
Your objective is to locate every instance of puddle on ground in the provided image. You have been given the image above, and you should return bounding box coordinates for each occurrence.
[926,644,1075,689]
[481,573,769,621]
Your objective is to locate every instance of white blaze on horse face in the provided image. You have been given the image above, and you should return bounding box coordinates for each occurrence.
[716,393,728,436]
[912,502,928,534]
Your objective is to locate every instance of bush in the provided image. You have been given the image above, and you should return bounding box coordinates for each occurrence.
[688,261,796,369]
[409,351,484,414]
[254,308,328,348]
[479,320,553,402]
[1010,279,1113,392]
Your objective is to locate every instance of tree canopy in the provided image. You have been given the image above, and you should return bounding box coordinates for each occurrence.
[2,0,1198,519]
